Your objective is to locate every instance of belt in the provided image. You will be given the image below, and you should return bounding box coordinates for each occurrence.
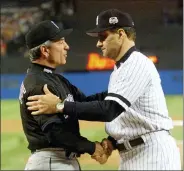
[116,137,144,152]
[31,148,80,159]
[116,130,170,152]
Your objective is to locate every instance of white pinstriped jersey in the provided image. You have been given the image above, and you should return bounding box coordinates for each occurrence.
[105,47,173,144]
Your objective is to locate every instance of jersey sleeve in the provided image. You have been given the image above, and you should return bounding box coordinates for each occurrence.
[105,55,151,111]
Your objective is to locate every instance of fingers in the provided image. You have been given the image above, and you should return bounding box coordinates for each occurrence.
[43,84,51,94]
[101,140,108,150]
[101,139,113,156]
[92,142,109,164]
[27,105,39,111]
[26,103,46,115]
[26,101,43,111]
[26,101,39,106]
[26,99,47,115]
[102,141,108,149]
[102,143,110,154]
[31,110,43,115]
[27,95,43,101]
[94,142,104,155]
[91,154,108,164]
[26,85,60,115]
[99,155,108,164]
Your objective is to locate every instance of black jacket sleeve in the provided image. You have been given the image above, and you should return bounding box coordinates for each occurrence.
[82,91,108,102]
[70,83,107,102]
[30,84,95,155]
[64,100,125,122]
[34,115,95,155]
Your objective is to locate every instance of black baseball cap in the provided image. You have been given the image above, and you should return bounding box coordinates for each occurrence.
[86,9,134,37]
[26,20,73,49]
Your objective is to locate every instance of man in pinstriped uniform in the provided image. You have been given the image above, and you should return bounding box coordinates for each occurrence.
[26,9,181,170]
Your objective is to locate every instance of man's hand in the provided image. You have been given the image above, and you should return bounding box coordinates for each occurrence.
[91,138,114,164]
[26,84,62,115]
[101,138,114,156]
[91,142,108,164]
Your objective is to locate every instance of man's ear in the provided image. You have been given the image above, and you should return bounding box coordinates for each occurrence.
[40,46,49,58]
[117,29,126,38]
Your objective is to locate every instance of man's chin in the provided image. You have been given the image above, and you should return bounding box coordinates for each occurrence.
[62,60,66,65]
[102,52,108,57]
[58,60,66,66]
[104,54,114,59]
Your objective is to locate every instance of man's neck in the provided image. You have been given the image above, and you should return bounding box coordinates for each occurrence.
[32,60,56,69]
[115,40,135,62]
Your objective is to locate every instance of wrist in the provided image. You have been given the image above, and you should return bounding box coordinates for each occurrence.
[107,136,117,149]
[56,99,65,113]
[90,142,96,155]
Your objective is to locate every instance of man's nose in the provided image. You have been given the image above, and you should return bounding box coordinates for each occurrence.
[65,42,70,50]
[96,40,103,48]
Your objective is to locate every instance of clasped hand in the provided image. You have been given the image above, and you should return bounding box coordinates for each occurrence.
[91,139,114,164]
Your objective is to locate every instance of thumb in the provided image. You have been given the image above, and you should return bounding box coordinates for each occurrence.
[102,141,108,149]
[43,84,51,94]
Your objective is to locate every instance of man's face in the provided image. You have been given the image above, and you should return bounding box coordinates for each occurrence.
[47,38,69,66]
[96,30,122,60]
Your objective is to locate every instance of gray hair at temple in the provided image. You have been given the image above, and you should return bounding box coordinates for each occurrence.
[28,40,52,61]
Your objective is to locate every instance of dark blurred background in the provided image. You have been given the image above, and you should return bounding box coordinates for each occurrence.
[1,0,183,73]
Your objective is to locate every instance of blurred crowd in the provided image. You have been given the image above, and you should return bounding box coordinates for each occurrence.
[1,0,181,59]
[1,0,76,58]
[1,7,43,58]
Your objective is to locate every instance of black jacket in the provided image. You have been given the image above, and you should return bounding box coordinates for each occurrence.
[19,63,108,155]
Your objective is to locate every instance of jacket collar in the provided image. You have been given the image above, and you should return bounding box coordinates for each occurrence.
[27,63,56,73]
[116,46,137,69]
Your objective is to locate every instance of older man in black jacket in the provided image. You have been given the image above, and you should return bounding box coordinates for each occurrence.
[20,20,110,170]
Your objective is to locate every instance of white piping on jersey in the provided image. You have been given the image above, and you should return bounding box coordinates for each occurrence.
[105,96,129,111]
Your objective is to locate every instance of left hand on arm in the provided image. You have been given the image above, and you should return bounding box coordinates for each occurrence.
[26,84,62,115]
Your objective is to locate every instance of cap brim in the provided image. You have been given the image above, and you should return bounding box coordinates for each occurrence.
[86,27,113,37]
[50,28,73,40]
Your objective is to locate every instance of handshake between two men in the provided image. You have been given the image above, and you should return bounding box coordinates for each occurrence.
[26,84,115,164]
[92,138,114,164]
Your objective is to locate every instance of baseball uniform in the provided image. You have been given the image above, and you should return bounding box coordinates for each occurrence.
[62,46,181,170]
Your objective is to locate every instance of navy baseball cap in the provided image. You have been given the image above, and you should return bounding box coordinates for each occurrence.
[26,20,73,49]
[86,9,134,37]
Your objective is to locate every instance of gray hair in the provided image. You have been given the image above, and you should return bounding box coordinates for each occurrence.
[29,40,52,61]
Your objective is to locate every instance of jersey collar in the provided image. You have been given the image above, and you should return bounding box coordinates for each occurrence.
[116,46,137,69]
[27,63,56,74]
